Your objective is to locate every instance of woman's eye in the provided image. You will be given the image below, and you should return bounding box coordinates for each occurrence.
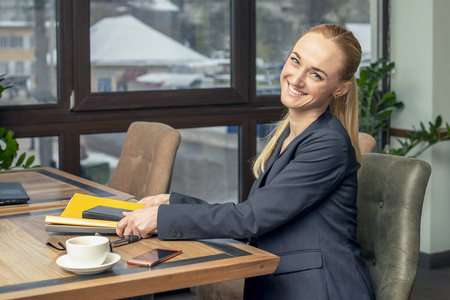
[312,73,322,80]
[290,57,299,64]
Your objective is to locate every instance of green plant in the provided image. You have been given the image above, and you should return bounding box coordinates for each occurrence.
[386,116,450,158]
[357,57,404,138]
[0,74,12,97]
[0,74,39,170]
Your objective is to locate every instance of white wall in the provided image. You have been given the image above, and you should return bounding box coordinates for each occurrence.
[390,0,450,254]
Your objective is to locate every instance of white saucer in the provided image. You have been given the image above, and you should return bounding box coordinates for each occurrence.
[57,252,121,275]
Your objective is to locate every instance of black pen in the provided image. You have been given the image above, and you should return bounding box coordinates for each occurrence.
[110,235,142,247]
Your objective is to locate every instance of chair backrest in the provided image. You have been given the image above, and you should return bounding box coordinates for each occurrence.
[357,153,432,300]
[358,132,377,153]
[108,122,181,199]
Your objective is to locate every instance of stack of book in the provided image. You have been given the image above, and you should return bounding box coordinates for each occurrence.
[45,193,145,234]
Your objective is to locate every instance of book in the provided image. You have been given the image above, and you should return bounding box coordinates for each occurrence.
[82,205,134,221]
[45,193,145,230]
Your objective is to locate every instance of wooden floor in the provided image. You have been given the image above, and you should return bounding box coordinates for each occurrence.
[411,266,450,300]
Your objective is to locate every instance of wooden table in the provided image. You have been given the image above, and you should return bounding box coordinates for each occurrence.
[0,168,280,299]
[0,167,134,216]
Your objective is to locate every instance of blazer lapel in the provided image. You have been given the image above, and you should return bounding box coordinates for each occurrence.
[262,111,332,186]
[249,110,333,193]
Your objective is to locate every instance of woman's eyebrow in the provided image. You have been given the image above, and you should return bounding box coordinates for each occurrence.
[292,51,329,78]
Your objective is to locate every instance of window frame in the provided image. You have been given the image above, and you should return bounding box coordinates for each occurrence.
[71,0,250,111]
[0,0,384,202]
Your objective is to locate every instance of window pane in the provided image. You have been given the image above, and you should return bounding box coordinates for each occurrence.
[81,132,123,185]
[257,122,277,155]
[0,0,57,106]
[172,126,238,204]
[16,136,59,168]
[81,126,239,204]
[256,0,371,96]
[90,0,231,93]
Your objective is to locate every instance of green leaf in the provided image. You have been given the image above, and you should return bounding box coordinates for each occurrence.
[435,115,442,128]
[24,155,35,167]
[16,152,26,166]
[378,110,392,120]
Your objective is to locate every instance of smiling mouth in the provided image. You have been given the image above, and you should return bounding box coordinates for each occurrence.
[288,84,307,96]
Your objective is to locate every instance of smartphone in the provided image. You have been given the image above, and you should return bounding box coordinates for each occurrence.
[127,248,182,267]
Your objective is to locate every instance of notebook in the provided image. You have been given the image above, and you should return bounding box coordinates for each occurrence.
[82,205,133,221]
[0,182,30,205]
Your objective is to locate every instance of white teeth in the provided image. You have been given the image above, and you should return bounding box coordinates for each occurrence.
[289,84,306,95]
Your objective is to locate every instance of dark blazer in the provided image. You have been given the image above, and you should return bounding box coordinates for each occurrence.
[158,110,375,300]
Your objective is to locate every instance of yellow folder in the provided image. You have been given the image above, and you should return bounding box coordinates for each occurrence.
[45,193,145,228]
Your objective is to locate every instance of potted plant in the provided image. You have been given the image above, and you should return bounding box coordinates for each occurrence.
[357,59,450,158]
[0,74,38,170]
[357,57,404,141]
[386,116,450,157]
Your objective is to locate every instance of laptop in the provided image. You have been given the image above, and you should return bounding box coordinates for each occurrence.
[0,182,30,205]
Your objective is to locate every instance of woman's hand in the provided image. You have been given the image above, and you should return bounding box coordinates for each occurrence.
[138,194,170,206]
[116,206,159,238]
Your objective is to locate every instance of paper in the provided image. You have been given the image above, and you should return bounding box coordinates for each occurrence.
[45,215,118,228]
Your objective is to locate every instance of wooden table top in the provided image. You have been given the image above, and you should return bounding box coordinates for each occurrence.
[0,168,280,299]
[0,167,134,216]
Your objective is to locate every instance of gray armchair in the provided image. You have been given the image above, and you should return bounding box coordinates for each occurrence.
[357,153,432,300]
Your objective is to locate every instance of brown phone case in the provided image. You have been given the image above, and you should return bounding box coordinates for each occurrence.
[127,248,182,267]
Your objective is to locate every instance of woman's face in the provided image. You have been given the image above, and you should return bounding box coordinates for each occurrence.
[280,32,350,114]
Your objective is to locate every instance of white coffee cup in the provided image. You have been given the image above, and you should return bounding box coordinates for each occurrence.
[65,236,110,267]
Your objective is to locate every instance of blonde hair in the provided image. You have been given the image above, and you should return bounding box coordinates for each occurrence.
[253,24,362,178]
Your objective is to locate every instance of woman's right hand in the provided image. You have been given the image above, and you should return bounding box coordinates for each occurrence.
[138,194,170,207]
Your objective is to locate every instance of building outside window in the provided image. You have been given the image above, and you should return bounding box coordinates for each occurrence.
[0,0,57,107]
[10,35,23,48]
[89,0,231,94]
[0,35,9,48]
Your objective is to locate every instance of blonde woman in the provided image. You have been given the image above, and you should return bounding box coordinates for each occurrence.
[118,24,375,300]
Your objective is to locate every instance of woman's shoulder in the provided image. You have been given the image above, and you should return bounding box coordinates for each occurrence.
[308,117,350,144]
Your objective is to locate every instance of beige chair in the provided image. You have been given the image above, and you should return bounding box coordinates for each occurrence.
[358,132,377,153]
[108,122,181,200]
[357,153,432,300]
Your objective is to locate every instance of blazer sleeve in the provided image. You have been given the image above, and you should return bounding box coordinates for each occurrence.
[157,130,351,240]
[169,192,211,205]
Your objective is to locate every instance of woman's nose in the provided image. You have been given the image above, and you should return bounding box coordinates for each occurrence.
[291,69,306,86]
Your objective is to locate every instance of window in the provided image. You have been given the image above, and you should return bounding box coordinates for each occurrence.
[10,35,23,48]
[81,126,239,203]
[15,61,24,74]
[72,0,249,111]
[0,35,9,48]
[89,0,231,93]
[172,126,239,204]
[0,0,58,107]
[0,62,8,74]
[257,122,278,155]
[16,136,60,168]
[0,0,381,202]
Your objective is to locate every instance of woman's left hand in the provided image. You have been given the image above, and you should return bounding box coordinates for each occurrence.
[116,205,159,238]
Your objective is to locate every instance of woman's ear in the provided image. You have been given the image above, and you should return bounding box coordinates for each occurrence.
[334,81,352,98]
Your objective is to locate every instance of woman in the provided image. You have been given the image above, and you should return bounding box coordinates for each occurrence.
[117,24,375,300]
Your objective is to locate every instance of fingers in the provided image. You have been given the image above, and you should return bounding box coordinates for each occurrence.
[116,206,158,238]
[137,194,170,206]
[116,217,127,237]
